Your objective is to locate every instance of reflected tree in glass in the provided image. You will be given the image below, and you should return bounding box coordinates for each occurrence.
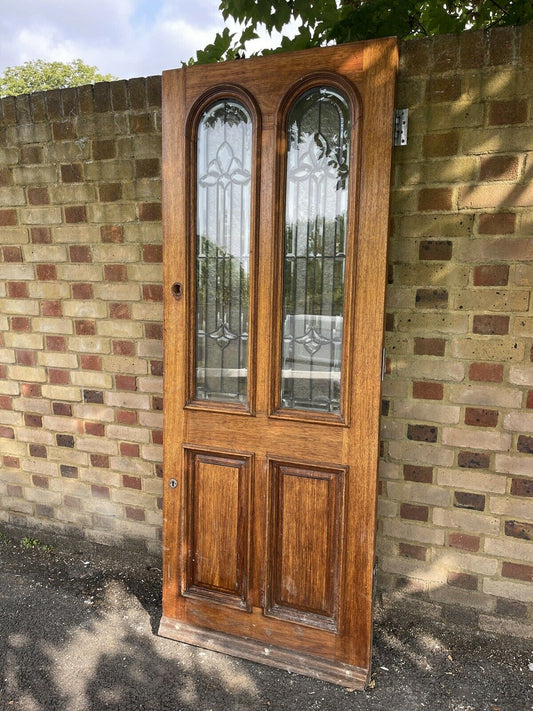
[195,100,252,404]
[281,87,351,414]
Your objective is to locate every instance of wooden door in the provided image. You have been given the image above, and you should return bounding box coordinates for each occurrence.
[160,38,398,689]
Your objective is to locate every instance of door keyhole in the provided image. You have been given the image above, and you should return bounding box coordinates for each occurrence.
[171,282,183,300]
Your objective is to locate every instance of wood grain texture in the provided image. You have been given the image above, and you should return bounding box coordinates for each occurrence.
[160,37,398,687]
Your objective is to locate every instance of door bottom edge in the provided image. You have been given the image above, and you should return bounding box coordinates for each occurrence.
[158,615,369,689]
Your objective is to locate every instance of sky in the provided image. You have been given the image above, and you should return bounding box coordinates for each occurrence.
[0,0,237,80]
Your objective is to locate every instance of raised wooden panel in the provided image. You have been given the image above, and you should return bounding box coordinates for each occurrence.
[266,458,345,631]
[184,447,252,609]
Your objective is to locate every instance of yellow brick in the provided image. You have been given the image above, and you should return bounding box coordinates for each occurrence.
[41,385,81,402]
[70,371,113,389]
[388,440,455,467]
[91,244,139,262]
[484,536,533,563]
[0,264,35,280]
[96,321,143,339]
[489,496,532,518]
[382,518,445,545]
[63,301,107,319]
[52,225,100,244]
[395,312,469,334]
[106,424,150,443]
[92,284,141,301]
[393,401,460,425]
[37,352,78,369]
[87,203,136,223]
[0,227,29,245]
[137,376,162,394]
[56,264,102,281]
[7,365,47,382]
[494,454,533,477]
[141,444,162,462]
[483,579,533,603]
[433,507,500,535]
[67,337,110,354]
[100,356,147,375]
[29,283,70,299]
[449,383,521,408]
[22,245,67,262]
[442,427,511,451]
[451,337,524,362]
[453,290,529,312]
[19,207,62,225]
[76,437,118,455]
[436,468,506,494]
[387,481,450,507]
[509,364,533,386]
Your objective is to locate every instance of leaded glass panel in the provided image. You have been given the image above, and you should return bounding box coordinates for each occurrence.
[280,87,351,414]
[195,100,252,404]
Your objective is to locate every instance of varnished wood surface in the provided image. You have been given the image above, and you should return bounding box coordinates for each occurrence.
[161,37,398,687]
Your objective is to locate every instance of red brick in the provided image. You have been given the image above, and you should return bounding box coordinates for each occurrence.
[7,282,29,298]
[419,240,453,261]
[85,422,105,436]
[64,496,81,509]
[91,485,110,499]
[418,188,453,212]
[99,183,122,202]
[75,319,96,336]
[92,139,116,160]
[447,572,478,590]
[104,264,127,282]
[69,245,92,262]
[27,187,50,205]
[4,456,19,468]
[505,520,533,540]
[84,390,104,404]
[400,503,429,522]
[112,340,135,356]
[90,454,109,468]
[123,474,142,490]
[143,244,162,263]
[407,424,438,442]
[22,384,41,397]
[116,375,136,390]
[61,465,79,479]
[459,30,484,69]
[469,362,503,382]
[526,390,533,409]
[46,335,66,351]
[0,426,15,439]
[24,413,42,428]
[0,396,13,410]
[36,264,57,281]
[142,284,163,301]
[413,381,443,400]
[478,213,516,235]
[399,543,427,561]
[120,442,139,457]
[61,163,83,183]
[42,301,62,317]
[152,396,163,411]
[473,264,509,286]
[72,283,93,299]
[139,202,162,221]
[473,315,509,335]
[11,317,30,332]
[29,444,47,458]
[448,532,480,552]
[17,350,36,365]
[480,155,519,181]
[454,491,485,511]
[458,451,490,469]
[80,355,102,370]
[517,435,533,454]
[152,430,163,445]
[414,338,445,356]
[3,246,22,262]
[109,303,131,319]
[135,158,159,178]
[31,227,52,244]
[21,145,43,163]
[0,209,17,226]
[488,100,527,126]
[488,26,514,65]
[125,506,145,521]
[117,409,137,424]
[510,479,533,497]
[496,598,529,618]
[465,407,498,427]
[32,475,49,489]
[426,76,461,102]
[131,114,152,133]
[100,225,124,243]
[52,402,72,416]
[150,360,163,376]
[501,562,533,582]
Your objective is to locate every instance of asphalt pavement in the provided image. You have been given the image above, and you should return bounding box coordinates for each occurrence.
[0,525,532,711]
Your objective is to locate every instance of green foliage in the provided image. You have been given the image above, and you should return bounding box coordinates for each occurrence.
[20,536,53,552]
[0,58,116,97]
[191,0,533,64]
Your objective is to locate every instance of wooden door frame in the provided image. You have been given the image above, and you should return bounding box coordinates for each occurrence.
[160,38,398,689]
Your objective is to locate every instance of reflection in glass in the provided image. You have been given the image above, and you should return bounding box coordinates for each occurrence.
[195,100,252,404]
[281,87,351,414]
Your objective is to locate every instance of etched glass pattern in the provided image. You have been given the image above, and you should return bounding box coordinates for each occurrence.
[195,100,252,403]
[281,87,351,413]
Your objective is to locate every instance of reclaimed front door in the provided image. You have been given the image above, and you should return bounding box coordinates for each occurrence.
[160,38,398,688]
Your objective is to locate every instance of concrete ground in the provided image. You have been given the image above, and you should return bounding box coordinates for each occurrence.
[0,525,531,711]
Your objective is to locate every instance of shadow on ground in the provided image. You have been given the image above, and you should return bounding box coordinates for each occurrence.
[0,528,531,711]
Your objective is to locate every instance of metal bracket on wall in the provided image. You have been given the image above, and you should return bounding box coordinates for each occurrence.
[393,108,409,146]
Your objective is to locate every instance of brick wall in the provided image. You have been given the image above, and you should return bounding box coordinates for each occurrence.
[0,77,164,552]
[381,24,533,637]
[0,25,532,635]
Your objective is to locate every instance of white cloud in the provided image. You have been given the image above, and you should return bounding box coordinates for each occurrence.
[0,0,226,80]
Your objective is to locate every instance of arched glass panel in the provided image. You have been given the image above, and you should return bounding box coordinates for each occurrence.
[195,100,252,404]
[280,87,351,414]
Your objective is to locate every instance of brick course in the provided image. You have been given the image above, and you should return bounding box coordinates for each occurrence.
[0,28,532,636]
